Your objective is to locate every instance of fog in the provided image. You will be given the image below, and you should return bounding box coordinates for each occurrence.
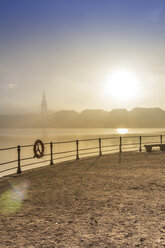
[1,108,165,128]
[1,0,165,114]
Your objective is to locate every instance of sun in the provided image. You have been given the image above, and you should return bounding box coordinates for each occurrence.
[104,70,138,100]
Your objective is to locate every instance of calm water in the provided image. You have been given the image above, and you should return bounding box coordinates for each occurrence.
[1,128,165,148]
[0,128,165,177]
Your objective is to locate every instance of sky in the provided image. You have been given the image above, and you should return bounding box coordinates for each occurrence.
[0,0,165,114]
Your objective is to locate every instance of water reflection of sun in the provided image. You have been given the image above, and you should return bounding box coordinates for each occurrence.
[117,128,128,134]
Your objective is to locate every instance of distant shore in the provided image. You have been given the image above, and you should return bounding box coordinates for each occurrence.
[1,107,165,128]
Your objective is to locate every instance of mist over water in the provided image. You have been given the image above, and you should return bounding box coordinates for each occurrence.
[1,128,165,148]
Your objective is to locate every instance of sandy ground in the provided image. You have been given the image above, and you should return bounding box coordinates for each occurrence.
[0,151,165,248]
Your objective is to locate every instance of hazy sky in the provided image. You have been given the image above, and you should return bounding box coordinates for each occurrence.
[0,0,165,114]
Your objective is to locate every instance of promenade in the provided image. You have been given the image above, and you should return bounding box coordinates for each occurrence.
[0,152,164,247]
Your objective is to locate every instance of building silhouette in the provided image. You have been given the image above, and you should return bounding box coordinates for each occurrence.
[41,91,48,114]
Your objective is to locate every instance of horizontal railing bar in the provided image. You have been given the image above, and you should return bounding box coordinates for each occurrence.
[0,146,17,151]
[142,141,161,145]
[142,140,161,143]
[20,153,50,162]
[122,144,138,149]
[54,154,75,160]
[103,147,119,152]
[43,153,50,157]
[21,144,33,148]
[21,159,50,168]
[122,143,139,146]
[125,144,139,147]
[102,149,119,153]
[102,142,119,145]
[0,160,18,166]
[78,138,99,142]
[0,167,18,173]
[53,140,76,144]
[142,135,160,138]
[101,137,120,140]
[79,151,98,156]
[102,144,119,148]
[121,136,140,139]
[143,141,161,144]
[21,156,34,161]
[123,147,138,150]
[102,151,118,154]
[53,149,76,155]
[79,146,99,151]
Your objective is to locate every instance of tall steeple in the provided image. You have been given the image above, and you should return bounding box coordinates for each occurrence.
[41,90,48,114]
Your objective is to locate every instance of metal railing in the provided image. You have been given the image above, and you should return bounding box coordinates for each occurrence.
[0,134,164,177]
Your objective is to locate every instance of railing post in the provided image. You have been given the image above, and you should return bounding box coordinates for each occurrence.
[99,138,102,156]
[139,136,142,152]
[17,145,22,174]
[119,137,122,153]
[160,135,162,144]
[76,140,79,160]
[50,142,54,165]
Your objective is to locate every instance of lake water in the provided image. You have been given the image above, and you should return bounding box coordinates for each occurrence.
[0,128,165,177]
[1,128,165,148]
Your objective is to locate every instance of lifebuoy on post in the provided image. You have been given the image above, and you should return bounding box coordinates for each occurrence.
[33,139,44,159]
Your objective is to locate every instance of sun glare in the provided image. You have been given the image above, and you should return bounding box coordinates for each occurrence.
[117,128,128,134]
[105,70,138,100]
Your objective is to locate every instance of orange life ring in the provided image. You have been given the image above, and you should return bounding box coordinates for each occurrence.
[33,139,44,159]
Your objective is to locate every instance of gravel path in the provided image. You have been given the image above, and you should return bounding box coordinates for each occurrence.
[0,152,165,247]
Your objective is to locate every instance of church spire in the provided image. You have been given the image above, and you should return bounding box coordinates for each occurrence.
[41,90,48,114]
